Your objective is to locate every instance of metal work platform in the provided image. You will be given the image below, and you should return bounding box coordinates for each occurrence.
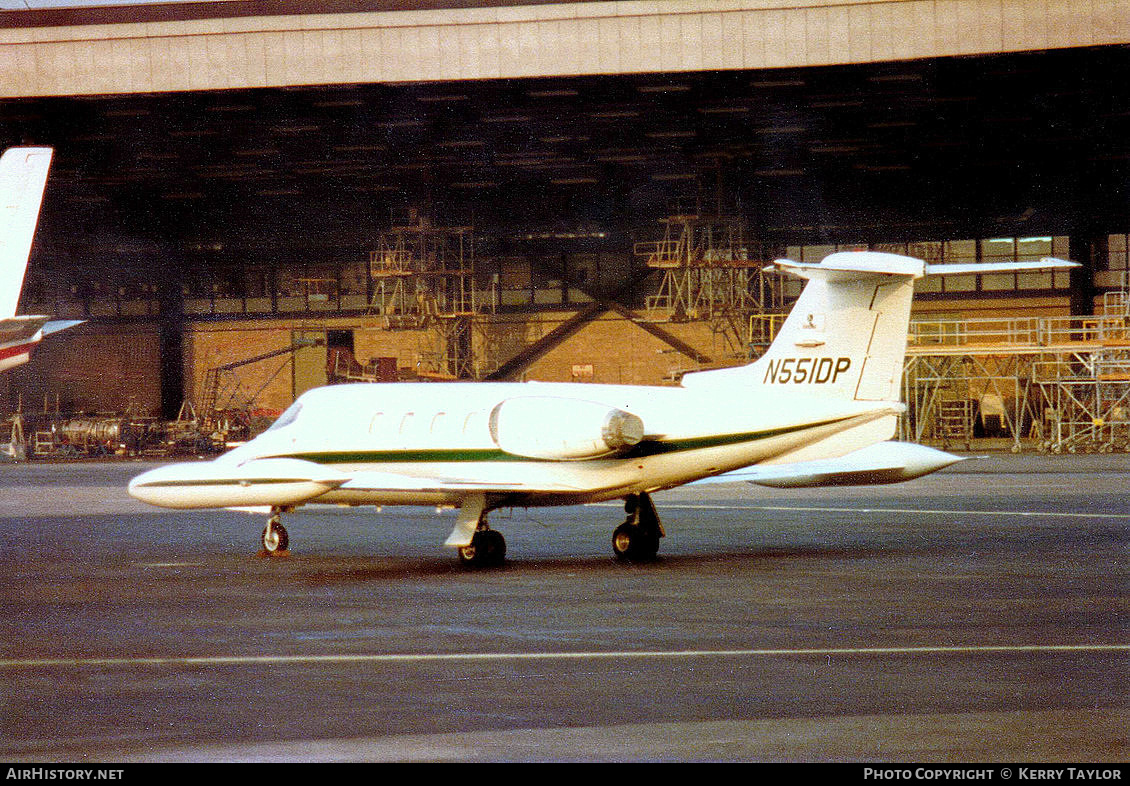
[366,211,489,380]
[902,298,1130,453]
[634,200,785,361]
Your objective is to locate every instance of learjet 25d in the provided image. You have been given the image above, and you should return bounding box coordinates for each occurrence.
[129,250,1076,566]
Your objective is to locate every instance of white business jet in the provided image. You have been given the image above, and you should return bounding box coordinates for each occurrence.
[0,146,82,372]
[129,250,1076,566]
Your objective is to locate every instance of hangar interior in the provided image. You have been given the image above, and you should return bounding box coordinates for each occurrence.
[1,2,1129,457]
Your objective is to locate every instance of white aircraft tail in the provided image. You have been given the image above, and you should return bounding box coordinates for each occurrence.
[683,250,1079,406]
[754,251,922,403]
[0,146,53,319]
[683,251,923,402]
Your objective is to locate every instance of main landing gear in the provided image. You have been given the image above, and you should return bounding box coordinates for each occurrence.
[259,508,290,557]
[449,495,507,568]
[457,524,507,569]
[612,492,664,562]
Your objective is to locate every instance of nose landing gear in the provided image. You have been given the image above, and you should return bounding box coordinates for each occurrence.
[259,509,290,557]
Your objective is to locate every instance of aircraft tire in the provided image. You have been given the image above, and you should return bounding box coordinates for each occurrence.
[612,523,659,562]
[261,522,289,554]
[458,529,506,568]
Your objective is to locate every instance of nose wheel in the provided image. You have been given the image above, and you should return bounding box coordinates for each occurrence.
[260,511,290,557]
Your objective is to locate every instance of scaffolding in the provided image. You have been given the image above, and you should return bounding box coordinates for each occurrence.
[198,339,317,433]
[634,201,784,359]
[742,287,1130,453]
[1031,347,1130,453]
[367,210,486,379]
[902,350,1036,452]
[901,295,1130,452]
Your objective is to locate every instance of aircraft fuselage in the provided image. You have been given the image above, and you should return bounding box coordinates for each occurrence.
[129,380,896,511]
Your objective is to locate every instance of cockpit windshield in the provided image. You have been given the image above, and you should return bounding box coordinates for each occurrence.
[266,401,302,432]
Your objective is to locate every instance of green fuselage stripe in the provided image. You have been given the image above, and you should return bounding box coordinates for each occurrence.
[263,415,855,465]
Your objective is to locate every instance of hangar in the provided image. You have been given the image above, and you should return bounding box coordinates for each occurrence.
[1,0,1129,454]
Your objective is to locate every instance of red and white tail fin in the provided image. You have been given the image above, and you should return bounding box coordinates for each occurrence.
[0,146,53,319]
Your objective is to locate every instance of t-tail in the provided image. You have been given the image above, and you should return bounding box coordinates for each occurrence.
[685,249,1077,484]
[682,251,927,403]
[754,251,925,403]
[685,249,1078,402]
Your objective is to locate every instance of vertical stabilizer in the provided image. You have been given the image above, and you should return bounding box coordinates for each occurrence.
[755,252,923,403]
[682,251,924,403]
[682,250,1078,405]
[0,147,53,318]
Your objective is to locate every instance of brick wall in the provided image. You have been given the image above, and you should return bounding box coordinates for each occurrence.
[1,323,161,415]
[518,311,718,386]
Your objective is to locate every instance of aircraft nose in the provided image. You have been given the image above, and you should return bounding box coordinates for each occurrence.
[128,463,202,507]
[127,465,168,505]
[127,457,345,509]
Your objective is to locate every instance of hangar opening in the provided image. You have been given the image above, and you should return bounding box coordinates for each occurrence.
[1,1,1129,456]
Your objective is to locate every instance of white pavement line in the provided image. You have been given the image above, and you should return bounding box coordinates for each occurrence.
[613,503,1130,519]
[1,644,1126,670]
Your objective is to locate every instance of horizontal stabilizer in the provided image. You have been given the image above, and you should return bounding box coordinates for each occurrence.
[0,314,50,345]
[0,317,81,373]
[769,251,924,282]
[43,319,84,336]
[924,257,1078,276]
[699,441,968,488]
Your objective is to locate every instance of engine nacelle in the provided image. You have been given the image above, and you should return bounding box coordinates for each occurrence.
[489,396,645,460]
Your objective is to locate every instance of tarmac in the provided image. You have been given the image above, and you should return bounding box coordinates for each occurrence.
[0,454,1125,762]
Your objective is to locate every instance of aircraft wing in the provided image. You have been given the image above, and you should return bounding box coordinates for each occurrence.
[697,441,969,488]
[338,471,532,493]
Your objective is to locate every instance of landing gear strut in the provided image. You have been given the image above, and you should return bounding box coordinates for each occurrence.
[260,509,290,557]
[612,492,664,562]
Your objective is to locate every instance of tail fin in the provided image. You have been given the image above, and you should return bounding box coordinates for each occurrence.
[754,251,922,402]
[0,147,53,318]
[683,251,924,401]
[682,250,1079,404]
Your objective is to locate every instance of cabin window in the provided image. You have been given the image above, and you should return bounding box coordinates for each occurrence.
[399,413,415,435]
[430,412,447,434]
[462,411,486,437]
